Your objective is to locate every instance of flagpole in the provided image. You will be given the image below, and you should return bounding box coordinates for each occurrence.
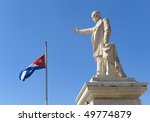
[45,41,48,105]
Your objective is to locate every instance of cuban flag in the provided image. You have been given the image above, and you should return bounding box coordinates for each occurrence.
[19,54,46,81]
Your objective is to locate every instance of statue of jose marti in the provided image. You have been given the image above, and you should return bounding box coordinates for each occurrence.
[74,11,126,77]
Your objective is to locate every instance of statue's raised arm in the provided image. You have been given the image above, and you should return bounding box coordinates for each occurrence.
[74,27,93,34]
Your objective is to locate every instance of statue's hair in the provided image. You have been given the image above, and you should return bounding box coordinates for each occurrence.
[91,11,101,18]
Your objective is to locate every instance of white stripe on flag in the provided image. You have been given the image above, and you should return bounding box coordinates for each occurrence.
[21,70,27,81]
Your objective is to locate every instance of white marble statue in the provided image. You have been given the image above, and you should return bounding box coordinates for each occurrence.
[74,11,126,77]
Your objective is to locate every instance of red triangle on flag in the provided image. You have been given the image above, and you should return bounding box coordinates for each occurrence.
[33,54,46,67]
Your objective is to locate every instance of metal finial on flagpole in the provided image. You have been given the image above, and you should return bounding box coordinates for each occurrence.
[45,41,48,105]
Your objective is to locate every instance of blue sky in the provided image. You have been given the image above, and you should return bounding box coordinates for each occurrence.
[0,0,149,105]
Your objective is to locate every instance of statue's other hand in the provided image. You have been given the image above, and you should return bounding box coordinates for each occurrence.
[74,27,79,33]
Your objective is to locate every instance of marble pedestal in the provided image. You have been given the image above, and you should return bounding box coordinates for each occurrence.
[76,76,148,105]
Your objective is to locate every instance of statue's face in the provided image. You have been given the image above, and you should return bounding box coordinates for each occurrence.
[91,12,100,23]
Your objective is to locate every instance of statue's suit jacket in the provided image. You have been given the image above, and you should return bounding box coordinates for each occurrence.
[78,18,111,58]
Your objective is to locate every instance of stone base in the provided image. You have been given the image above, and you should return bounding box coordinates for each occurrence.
[76,76,148,105]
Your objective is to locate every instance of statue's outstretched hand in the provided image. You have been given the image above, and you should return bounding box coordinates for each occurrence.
[74,27,79,33]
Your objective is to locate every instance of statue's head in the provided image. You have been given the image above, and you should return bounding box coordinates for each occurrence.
[91,11,101,23]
